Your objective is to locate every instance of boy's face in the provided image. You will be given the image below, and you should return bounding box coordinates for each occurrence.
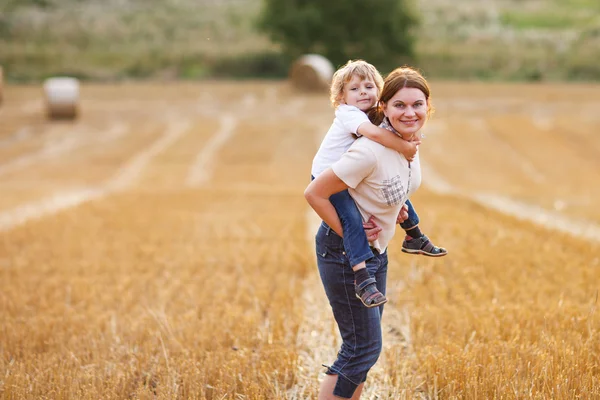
[341,75,378,112]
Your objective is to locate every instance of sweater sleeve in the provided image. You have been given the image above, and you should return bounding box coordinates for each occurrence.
[331,142,377,189]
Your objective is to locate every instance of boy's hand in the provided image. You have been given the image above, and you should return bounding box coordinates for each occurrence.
[363,215,382,242]
[396,203,409,224]
[402,139,421,162]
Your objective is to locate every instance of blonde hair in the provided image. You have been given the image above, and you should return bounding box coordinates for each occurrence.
[329,60,384,108]
[369,66,435,125]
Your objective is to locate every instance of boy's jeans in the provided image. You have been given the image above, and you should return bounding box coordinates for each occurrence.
[399,199,419,230]
[311,176,420,265]
[329,189,373,267]
[331,191,420,267]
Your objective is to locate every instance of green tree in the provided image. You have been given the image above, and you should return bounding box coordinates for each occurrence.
[258,0,419,72]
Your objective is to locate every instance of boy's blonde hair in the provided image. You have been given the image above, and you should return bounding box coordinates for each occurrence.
[329,60,384,108]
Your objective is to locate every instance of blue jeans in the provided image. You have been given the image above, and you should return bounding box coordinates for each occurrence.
[329,189,374,267]
[311,175,373,267]
[333,191,420,249]
[316,222,388,399]
[400,198,419,230]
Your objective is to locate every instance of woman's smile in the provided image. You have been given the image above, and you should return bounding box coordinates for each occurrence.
[400,119,418,125]
[382,87,428,137]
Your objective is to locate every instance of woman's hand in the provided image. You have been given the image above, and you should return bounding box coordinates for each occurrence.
[396,203,409,224]
[363,215,382,242]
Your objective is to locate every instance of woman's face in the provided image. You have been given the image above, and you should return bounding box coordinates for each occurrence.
[382,87,428,139]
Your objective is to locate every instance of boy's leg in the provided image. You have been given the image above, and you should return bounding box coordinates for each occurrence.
[312,177,375,268]
[400,199,448,257]
[329,190,386,307]
[329,190,373,269]
[399,199,420,234]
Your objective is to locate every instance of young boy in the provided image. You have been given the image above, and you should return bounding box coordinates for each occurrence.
[311,60,446,308]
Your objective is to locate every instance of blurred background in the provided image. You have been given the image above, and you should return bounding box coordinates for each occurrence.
[1,0,599,83]
[2,1,600,399]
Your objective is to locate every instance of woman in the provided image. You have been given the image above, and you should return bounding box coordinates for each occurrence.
[304,66,434,399]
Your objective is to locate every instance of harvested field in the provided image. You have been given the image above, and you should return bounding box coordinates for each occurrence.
[1,80,599,399]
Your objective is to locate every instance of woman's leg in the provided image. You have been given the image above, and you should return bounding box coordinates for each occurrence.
[371,250,388,319]
[319,375,364,400]
[316,223,385,399]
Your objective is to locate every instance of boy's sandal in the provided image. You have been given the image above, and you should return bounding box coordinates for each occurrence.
[355,277,388,308]
[401,235,448,257]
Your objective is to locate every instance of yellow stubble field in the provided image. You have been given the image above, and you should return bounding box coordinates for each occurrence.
[0,80,599,399]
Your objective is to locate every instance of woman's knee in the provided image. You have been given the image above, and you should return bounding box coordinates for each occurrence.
[363,336,383,368]
[346,332,382,374]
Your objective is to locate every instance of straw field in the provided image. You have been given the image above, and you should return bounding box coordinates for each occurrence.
[1,80,599,399]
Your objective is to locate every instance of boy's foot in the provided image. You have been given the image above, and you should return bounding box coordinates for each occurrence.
[402,235,447,257]
[355,277,388,308]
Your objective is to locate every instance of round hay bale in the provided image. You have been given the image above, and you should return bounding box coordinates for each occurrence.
[289,54,334,92]
[43,77,80,119]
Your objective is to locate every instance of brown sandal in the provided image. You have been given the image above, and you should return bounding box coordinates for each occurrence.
[355,278,387,308]
[402,235,448,257]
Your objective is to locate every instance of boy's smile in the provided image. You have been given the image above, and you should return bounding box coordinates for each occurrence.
[341,75,378,112]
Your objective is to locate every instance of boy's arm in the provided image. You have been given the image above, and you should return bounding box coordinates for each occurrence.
[357,121,421,161]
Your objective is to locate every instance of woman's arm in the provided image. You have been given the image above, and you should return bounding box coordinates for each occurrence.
[304,168,350,237]
[357,121,421,161]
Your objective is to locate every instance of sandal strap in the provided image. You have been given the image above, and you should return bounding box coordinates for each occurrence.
[355,279,387,307]
[420,236,446,254]
[364,291,383,305]
[420,238,436,252]
[356,277,377,291]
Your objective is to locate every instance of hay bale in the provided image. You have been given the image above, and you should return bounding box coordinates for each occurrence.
[43,77,80,119]
[289,54,334,92]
